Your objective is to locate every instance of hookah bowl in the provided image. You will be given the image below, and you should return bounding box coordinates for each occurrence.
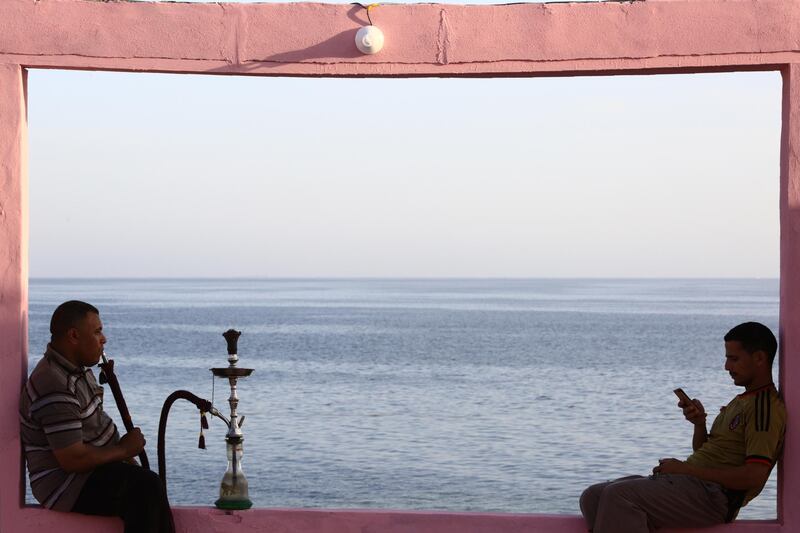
[211,329,254,510]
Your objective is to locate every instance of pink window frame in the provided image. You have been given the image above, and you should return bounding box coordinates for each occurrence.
[1,1,798,531]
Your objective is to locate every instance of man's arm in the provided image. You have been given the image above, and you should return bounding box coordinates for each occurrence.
[52,428,145,473]
[655,458,770,491]
[691,420,708,451]
[679,398,708,451]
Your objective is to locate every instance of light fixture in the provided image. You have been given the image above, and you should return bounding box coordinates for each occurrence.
[355,4,384,55]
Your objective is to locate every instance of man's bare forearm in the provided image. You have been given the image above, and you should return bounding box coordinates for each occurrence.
[53,442,134,473]
[692,423,708,451]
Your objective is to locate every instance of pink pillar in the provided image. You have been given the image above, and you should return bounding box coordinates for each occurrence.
[780,63,800,527]
[0,63,28,531]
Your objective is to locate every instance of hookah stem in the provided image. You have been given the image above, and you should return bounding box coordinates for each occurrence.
[98,353,150,470]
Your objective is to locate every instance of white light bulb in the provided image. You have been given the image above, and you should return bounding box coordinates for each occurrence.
[355,25,384,55]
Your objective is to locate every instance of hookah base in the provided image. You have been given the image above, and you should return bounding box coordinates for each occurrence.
[215,498,253,511]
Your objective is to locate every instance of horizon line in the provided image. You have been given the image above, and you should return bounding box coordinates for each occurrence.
[27,276,780,281]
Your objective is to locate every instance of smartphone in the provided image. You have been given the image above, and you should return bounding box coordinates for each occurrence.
[673,388,692,405]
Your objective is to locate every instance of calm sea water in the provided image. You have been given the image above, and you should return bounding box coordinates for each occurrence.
[26,278,779,519]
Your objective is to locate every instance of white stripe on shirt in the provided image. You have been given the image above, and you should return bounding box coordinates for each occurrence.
[30,467,60,483]
[43,420,82,434]
[43,472,76,509]
[30,394,80,415]
[24,444,51,452]
[89,421,117,447]
[80,395,102,419]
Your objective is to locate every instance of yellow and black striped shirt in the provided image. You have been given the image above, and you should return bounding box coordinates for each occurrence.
[685,383,785,505]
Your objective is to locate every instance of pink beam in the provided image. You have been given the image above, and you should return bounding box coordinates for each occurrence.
[0,0,799,76]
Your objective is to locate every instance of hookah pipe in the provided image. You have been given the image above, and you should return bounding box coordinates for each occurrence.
[156,331,242,499]
[98,352,151,470]
[99,351,229,494]
[102,331,248,504]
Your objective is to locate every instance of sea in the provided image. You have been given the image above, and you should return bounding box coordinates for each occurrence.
[25,278,780,519]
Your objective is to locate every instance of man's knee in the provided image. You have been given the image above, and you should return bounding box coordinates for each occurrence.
[597,477,644,508]
[140,468,164,493]
[580,481,613,531]
[124,465,165,501]
[580,482,606,515]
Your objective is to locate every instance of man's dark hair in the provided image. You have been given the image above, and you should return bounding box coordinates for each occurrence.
[50,300,99,342]
[724,322,778,365]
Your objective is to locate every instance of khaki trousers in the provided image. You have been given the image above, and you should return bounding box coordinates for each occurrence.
[579,474,729,533]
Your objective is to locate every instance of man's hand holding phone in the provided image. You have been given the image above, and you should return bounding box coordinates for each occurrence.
[674,388,707,426]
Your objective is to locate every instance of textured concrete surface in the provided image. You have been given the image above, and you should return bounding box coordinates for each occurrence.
[1,0,800,75]
[0,1,798,532]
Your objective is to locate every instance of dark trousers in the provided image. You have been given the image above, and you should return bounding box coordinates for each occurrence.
[579,474,729,533]
[72,462,174,533]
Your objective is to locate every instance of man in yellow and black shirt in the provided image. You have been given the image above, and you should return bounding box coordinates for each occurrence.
[579,322,786,533]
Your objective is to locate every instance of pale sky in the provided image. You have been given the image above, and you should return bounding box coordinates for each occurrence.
[27,24,781,278]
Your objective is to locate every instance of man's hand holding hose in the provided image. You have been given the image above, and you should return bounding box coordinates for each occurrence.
[99,351,151,469]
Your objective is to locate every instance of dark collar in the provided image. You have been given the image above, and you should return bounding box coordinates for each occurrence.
[737,382,776,397]
[45,344,84,376]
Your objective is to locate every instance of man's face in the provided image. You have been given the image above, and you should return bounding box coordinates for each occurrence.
[73,312,106,367]
[724,340,759,387]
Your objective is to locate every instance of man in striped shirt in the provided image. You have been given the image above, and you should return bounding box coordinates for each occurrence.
[20,300,172,532]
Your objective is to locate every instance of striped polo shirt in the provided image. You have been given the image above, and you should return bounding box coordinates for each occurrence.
[19,346,120,511]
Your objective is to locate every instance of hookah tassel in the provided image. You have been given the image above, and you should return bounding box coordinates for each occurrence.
[198,411,207,449]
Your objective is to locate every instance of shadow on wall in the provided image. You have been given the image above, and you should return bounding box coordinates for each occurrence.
[210,6,372,72]
[264,28,363,63]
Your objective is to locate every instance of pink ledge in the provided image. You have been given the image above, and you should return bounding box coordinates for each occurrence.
[13,506,785,533]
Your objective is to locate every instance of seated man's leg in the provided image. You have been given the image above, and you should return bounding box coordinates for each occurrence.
[580,476,644,531]
[593,474,728,533]
[72,462,174,533]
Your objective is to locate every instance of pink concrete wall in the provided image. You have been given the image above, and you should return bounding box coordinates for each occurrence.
[779,63,800,531]
[0,1,798,532]
[1,0,800,76]
[0,63,28,533]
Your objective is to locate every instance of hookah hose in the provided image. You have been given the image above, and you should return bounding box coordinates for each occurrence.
[157,390,213,497]
[98,353,151,470]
